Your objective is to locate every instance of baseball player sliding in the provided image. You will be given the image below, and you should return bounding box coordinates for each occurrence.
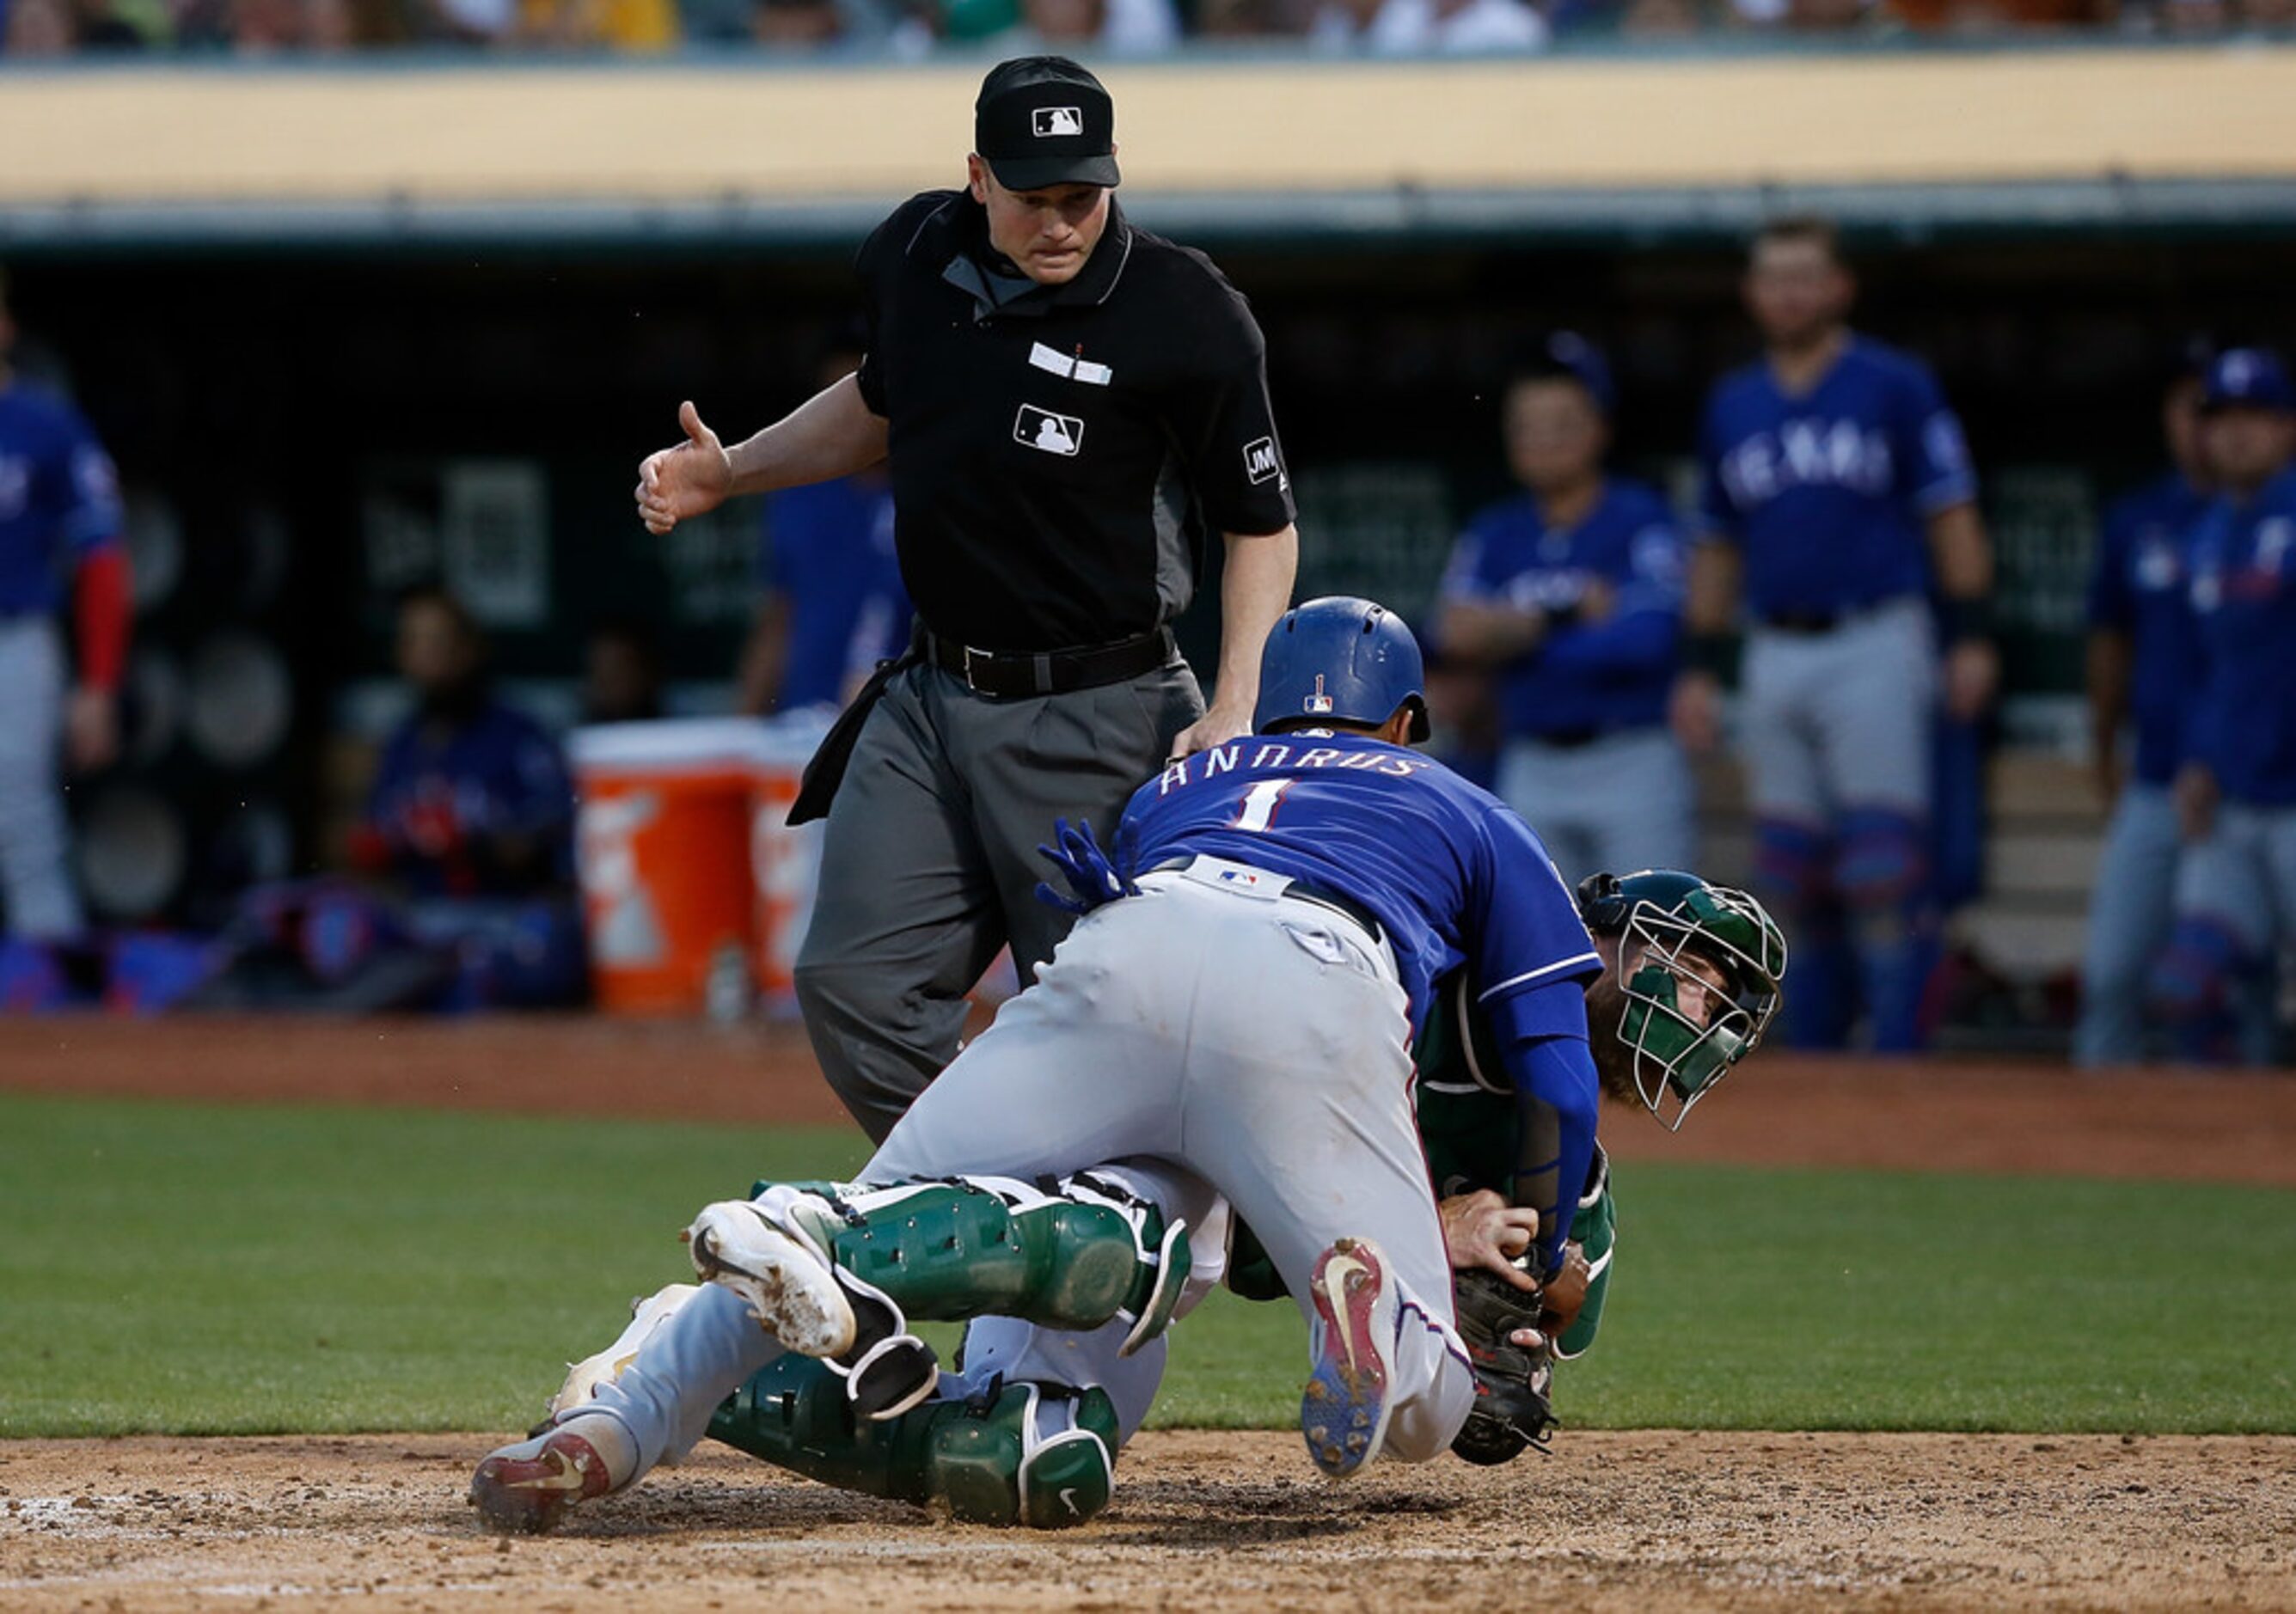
[470,599,1786,1531]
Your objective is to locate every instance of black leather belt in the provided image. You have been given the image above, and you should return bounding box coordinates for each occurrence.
[1761,598,1918,635]
[1760,611,1845,634]
[1150,856,1385,949]
[918,625,1174,698]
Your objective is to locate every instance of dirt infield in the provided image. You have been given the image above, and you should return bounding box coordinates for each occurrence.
[3,1430,2292,1611]
[4,1012,2293,1186]
[8,1015,2295,1610]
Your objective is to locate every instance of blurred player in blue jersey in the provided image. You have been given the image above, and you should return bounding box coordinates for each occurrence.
[2074,344,2213,1067]
[211,588,581,1012]
[285,584,585,1009]
[473,596,1785,1531]
[0,269,130,941]
[351,586,575,903]
[736,337,912,718]
[1436,333,1693,885]
[2152,347,2296,1067]
[1674,217,1999,1052]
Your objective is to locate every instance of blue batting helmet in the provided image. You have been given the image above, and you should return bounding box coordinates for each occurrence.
[1253,596,1431,742]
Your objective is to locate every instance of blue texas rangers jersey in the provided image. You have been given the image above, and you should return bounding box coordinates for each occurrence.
[1439,476,1685,738]
[1122,727,1602,1270]
[2086,471,2211,788]
[2185,467,2296,808]
[0,382,123,615]
[1696,336,1977,619]
[759,474,912,712]
[1124,729,1600,1038]
[367,700,576,898]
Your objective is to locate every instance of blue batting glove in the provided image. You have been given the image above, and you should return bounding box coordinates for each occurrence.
[1032,816,1141,916]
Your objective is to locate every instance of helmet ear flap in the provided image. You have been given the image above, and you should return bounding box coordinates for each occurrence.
[1575,871,1626,932]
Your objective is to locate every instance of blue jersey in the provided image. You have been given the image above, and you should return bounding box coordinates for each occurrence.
[1439,477,1685,739]
[1122,728,1603,1269]
[0,382,123,616]
[1696,335,1976,619]
[367,700,576,898]
[2186,467,2296,808]
[2085,470,2211,787]
[1124,729,1600,1032]
[759,474,911,712]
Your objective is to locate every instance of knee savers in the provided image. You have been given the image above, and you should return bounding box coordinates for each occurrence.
[1755,810,1927,918]
[1834,808,1927,914]
[755,1175,1191,1355]
[2149,915,2251,1022]
[1752,818,1832,919]
[711,1352,1120,1529]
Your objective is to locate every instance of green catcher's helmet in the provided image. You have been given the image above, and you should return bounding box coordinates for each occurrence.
[1576,870,1787,1131]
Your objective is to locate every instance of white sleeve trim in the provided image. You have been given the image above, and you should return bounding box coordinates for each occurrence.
[1917,474,1980,516]
[1476,951,1601,1002]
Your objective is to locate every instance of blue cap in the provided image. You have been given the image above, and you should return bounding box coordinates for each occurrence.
[1511,331,1617,417]
[2200,347,2296,414]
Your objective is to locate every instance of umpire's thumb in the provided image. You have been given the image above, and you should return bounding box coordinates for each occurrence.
[678,400,719,449]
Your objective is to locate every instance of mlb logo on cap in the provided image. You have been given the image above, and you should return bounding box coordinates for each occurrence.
[1304,675,1335,714]
[975,56,1121,192]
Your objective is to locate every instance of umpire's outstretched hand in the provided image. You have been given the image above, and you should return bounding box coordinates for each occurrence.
[635,401,734,535]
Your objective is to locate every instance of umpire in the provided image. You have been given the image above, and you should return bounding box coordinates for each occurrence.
[634,57,1299,1140]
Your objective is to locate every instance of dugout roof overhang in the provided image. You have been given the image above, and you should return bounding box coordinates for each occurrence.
[3,46,2296,253]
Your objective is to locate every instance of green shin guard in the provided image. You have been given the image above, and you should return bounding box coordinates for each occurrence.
[708,1353,1120,1529]
[763,1177,1191,1354]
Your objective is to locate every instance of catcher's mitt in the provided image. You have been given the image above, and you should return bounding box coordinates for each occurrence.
[1449,1266,1558,1465]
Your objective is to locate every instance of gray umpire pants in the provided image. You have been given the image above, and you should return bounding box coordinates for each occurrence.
[794,656,1203,1142]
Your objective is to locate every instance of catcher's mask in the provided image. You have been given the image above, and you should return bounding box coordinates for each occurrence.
[1577,870,1786,1130]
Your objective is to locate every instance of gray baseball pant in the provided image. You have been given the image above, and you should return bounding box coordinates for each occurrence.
[866,860,1478,1464]
[0,618,84,939]
[2074,781,2183,1067]
[2170,802,2296,1066]
[1742,599,1936,825]
[1496,725,1696,887]
[793,657,1203,1142]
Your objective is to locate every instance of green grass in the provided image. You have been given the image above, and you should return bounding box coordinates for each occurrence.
[3,1091,2290,1437]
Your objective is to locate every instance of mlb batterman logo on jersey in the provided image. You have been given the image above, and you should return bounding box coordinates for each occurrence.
[1015,405,1085,457]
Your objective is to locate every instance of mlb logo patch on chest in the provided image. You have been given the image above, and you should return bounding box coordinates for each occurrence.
[1015,405,1085,457]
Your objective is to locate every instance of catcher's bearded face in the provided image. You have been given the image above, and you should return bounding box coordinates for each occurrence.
[1632,941,1728,1030]
[967,157,1112,286]
[1590,920,1777,1131]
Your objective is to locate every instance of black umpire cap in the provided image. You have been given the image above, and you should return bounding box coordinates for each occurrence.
[974,57,1121,193]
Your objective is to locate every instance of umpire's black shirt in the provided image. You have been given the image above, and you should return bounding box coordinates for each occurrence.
[855,189,1296,655]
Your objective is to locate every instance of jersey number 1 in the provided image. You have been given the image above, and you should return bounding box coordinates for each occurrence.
[1233,778,1294,833]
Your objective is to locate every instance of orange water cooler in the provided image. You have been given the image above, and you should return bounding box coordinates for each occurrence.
[571,719,762,1015]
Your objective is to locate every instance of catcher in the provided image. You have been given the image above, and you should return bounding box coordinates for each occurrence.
[471,602,1785,1531]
